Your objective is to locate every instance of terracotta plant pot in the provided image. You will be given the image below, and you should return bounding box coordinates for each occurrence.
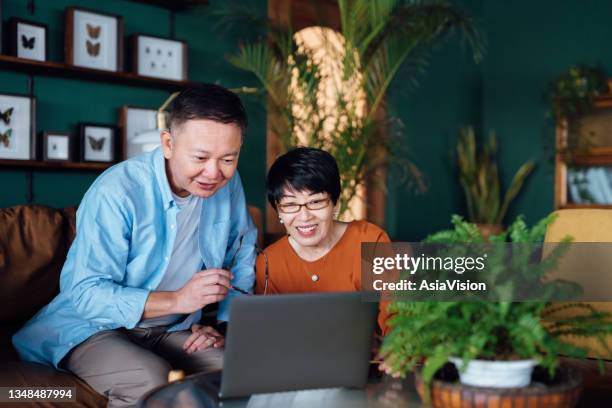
[476,223,504,239]
[415,363,582,408]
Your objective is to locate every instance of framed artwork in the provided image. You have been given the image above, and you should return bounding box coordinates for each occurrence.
[65,7,123,72]
[42,131,72,162]
[130,34,187,81]
[79,123,116,163]
[8,18,47,62]
[0,93,36,160]
[119,105,159,160]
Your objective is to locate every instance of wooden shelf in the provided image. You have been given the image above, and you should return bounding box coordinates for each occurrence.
[127,0,208,11]
[571,152,612,166]
[0,159,112,171]
[593,80,612,108]
[594,96,612,109]
[559,203,612,210]
[0,55,198,91]
[555,81,612,208]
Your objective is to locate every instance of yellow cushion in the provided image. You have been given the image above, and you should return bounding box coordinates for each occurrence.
[544,209,612,359]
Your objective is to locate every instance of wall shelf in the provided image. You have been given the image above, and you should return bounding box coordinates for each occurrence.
[0,159,112,171]
[555,80,612,208]
[559,203,612,210]
[594,81,612,108]
[570,152,612,167]
[0,0,204,205]
[0,55,198,91]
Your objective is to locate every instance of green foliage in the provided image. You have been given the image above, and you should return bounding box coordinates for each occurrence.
[426,214,553,244]
[381,215,612,403]
[457,127,534,224]
[547,64,608,123]
[215,0,484,216]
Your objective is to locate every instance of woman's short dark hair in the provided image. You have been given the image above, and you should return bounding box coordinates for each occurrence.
[167,84,247,135]
[267,147,341,209]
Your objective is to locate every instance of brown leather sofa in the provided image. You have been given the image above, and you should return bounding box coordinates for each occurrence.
[0,204,263,407]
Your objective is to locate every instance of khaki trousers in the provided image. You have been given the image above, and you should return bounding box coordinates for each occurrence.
[62,326,223,408]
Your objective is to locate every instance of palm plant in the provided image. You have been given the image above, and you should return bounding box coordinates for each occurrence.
[214,0,484,216]
[457,126,534,225]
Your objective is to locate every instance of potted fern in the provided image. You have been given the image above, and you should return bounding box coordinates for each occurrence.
[457,127,534,238]
[380,215,612,407]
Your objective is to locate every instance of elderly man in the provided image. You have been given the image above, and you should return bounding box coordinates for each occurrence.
[13,84,257,407]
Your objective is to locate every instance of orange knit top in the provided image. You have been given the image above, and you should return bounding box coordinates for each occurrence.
[255,220,390,333]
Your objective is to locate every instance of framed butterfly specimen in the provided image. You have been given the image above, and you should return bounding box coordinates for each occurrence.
[130,34,188,81]
[65,7,124,72]
[8,18,47,62]
[0,93,36,161]
[42,131,72,162]
[79,123,117,163]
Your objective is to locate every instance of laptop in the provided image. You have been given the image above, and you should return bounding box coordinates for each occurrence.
[215,291,378,399]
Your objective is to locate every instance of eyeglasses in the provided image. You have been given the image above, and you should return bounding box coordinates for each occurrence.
[277,198,330,214]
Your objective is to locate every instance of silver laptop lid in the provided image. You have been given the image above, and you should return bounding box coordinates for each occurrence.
[220,292,378,398]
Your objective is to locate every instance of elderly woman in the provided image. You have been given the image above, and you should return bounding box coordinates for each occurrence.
[255,147,389,332]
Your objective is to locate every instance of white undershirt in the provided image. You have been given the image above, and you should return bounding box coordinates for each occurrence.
[138,192,203,328]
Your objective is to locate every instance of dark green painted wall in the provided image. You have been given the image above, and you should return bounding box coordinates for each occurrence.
[0,0,267,214]
[481,0,612,226]
[387,0,612,241]
[386,0,483,241]
[5,0,609,241]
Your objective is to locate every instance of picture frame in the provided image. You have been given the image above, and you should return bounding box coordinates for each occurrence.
[8,18,48,62]
[79,123,116,163]
[118,105,159,160]
[41,131,72,162]
[65,7,124,72]
[0,93,36,161]
[130,34,187,81]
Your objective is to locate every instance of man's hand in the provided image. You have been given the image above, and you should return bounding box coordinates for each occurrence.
[142,269,233,320]
[183,324,224,353]
[174,269,233,314]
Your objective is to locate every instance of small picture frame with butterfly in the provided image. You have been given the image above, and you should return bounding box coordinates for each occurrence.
[41,131,72,162]
[0,93,36,161]
[130,34,187,81]
[79,123,116,163]
[8,18,47,62]
[65,7,123,72]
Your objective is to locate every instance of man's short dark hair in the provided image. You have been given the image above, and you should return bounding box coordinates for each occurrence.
[267,147,341,209]
[167,84,248,135]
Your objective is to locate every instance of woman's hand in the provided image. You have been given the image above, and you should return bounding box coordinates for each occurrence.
[183,324,224,353]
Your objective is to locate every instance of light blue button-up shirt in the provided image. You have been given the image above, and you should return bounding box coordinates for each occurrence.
[12,147,257,369]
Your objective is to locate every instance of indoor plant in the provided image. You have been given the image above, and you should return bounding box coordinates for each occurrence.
[457,126,534,236]
[380,215,612,406]
[546,64,608,159]
[214,0,483,216]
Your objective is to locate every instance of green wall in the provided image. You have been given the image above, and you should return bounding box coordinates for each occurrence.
[387,0,612,241]
[7,0,610,242]
[481,0,612,225]
[0,0,267,214]
[386,0,483,241]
